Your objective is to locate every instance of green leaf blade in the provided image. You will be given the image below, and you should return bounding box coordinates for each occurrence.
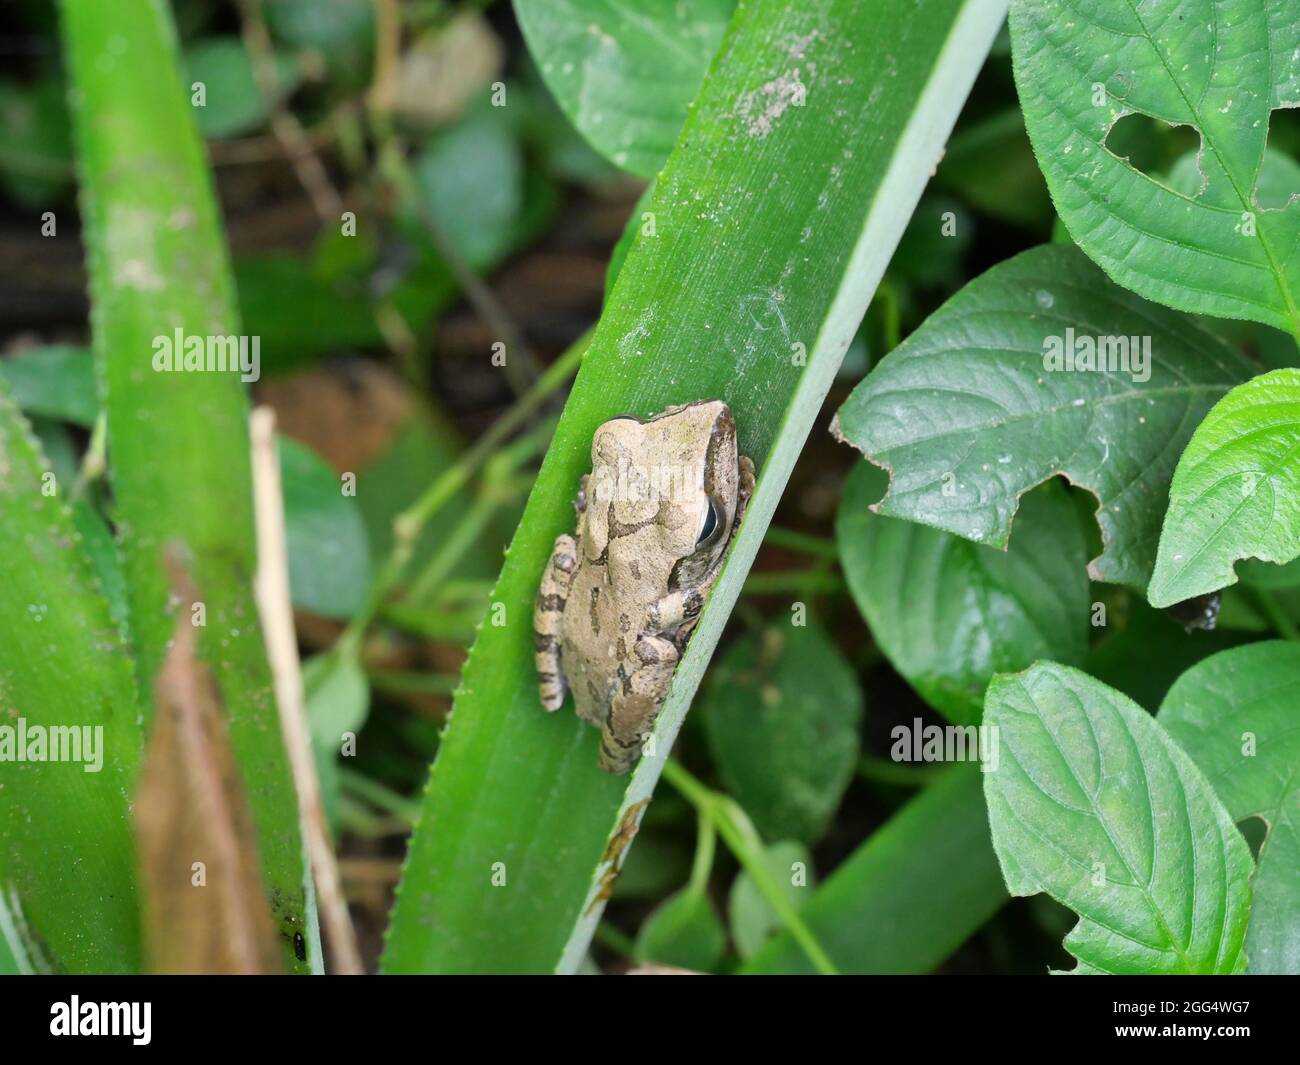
[59,0,314,973]
[382,0,1008,974]
[515,0,735,178]
[983,661,1253,974]
[834,244,1252,589]
[1010,0,1300,335]
[1149,368,1300,606]
[838,464,1088,723]
[1159,641,1300,974]
[701,622,863,842]
[0,389,143,972]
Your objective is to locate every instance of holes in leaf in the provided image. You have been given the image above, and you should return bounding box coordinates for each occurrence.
[1236,815,1268,861]
[1103,112,1201,187]
[1255,107,1300,209]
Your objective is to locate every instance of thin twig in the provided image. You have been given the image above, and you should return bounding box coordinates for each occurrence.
[249,407,363,975]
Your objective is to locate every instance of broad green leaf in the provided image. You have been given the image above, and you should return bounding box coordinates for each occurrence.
[838,463,1087,723]
[279,435,370,620]
[303,651,369,832]
[515,0,734,178]
[700,622,863,842]
[834,245,1252,589]
[1167,147,1300,213]
[414,112,524,270]
[983,662,1253,974]
[184,37,299,139]
[1159,642,1300,974]
[743,763,1006,973]
[303,652,370,752]
[60,0,314,973]
[634,888,726,971]
[1149,369,1300,607]
[0,345,95,426]
[0,388,143,972]
[728,840,812,960]
[1010,0,1300,336]
[382,0,1008,974]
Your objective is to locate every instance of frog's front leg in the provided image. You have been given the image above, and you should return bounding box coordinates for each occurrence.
[599,635,678,773]
[534,533,578,711]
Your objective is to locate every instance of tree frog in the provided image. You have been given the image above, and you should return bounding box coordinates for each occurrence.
[534,400,755,773]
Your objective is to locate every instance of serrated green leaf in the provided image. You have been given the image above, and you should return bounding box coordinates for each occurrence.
[634,887,726,971]
[1159,641,1300,974]
[728,840,812,960]
[279,435,370,620]
[515,0,734,178]
[838,463,1088,723]
[1149,369,1300,606]
[382,0,1008,974]
[0,388,143,972]
[700,622,863,842]
[60,0,313,972]
[834,244,1252,589]
[983,662,1253,974]
[1010,0,1300,335]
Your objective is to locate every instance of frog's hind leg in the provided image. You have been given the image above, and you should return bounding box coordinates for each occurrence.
[535,533,578,711]
[600,635,678,773]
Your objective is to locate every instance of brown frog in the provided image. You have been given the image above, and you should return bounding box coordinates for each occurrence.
[534,401,755,772]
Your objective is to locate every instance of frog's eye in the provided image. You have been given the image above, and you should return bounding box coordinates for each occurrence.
[696,498,721,545]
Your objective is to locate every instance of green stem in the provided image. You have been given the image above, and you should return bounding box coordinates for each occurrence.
[661,760,839,976]
[594,921,637,960]
[686,808,716,898]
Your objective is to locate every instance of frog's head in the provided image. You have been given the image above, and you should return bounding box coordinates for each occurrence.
[583,400,743,585]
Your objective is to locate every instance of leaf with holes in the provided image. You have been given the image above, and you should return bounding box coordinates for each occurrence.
[1010,0,1300,336]
[1159,641,1300,974]
[1148,368,1300,606]
[833,244,1252,590]
[984,662,1253,974]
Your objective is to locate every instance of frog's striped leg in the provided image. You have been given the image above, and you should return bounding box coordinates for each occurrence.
[534,533,577,711]
[600,635,678,773]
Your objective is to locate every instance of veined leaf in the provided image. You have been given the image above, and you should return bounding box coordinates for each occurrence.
[983,662,1253,974]
[382,0,1008,974]
[0,387,142,972]
[1148,368,1300,607]
[838,463,1088,724]
[743,763,1005,974]
[60,0,314,973]
[728,840,813,960]
[515,0,735,178]
[1159,641,1300,974]
[1010,0,1300,336]
[834,244,1252,589]
[700,621,863,843]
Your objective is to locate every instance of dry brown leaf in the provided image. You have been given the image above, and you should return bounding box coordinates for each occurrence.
[135,554,282,974]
